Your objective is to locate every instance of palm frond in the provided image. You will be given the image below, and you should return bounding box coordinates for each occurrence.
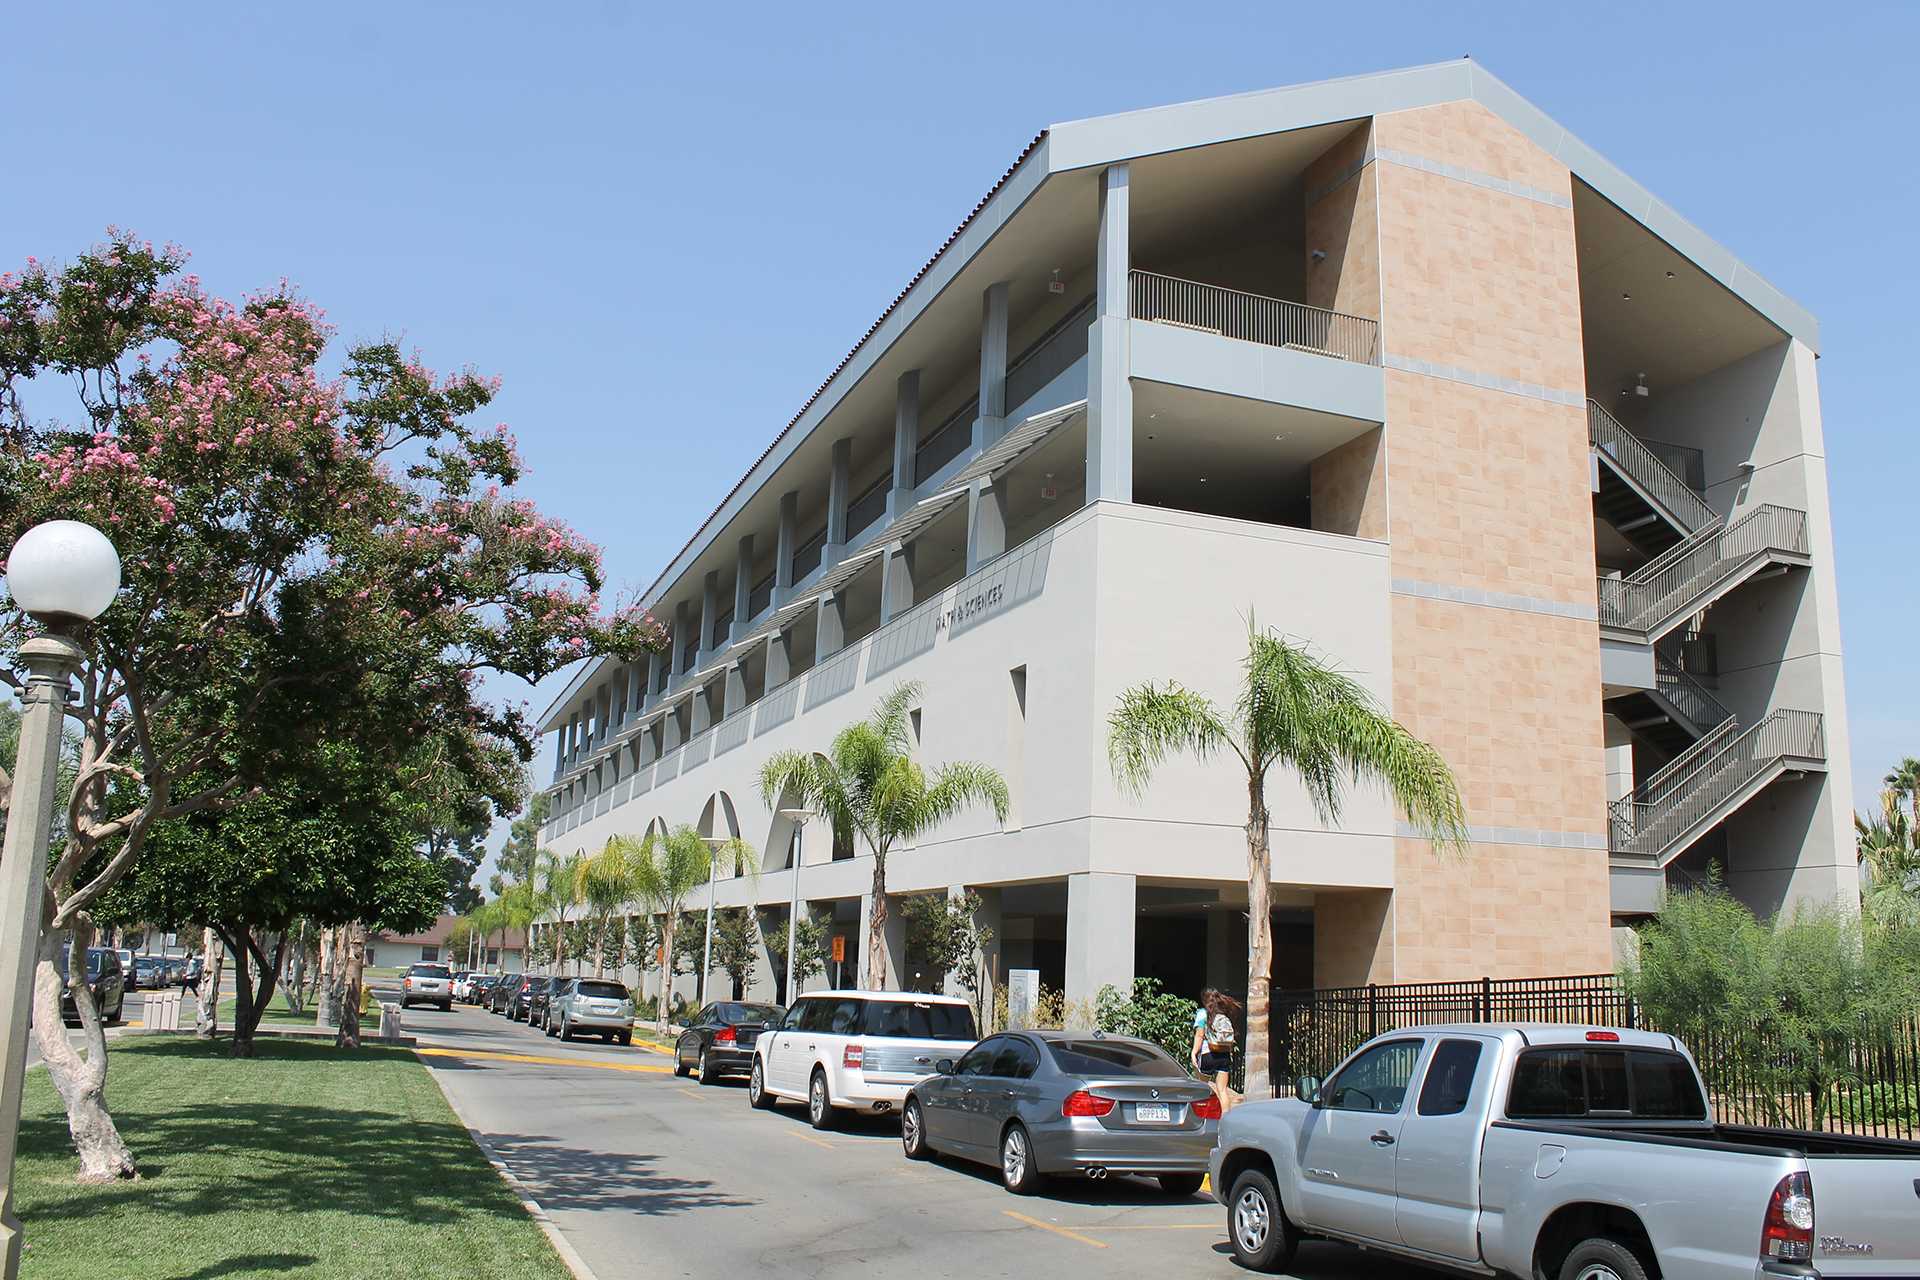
[918,760,1011,831]
[1106,682,1234,798]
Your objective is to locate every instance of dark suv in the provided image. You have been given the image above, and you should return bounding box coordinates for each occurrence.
[529,978,567,1031]
[512,976,553,1023]
[55,946,127,1025]
[488,975,524,1015]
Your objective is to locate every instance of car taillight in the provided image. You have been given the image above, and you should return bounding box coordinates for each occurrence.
[1585,1030,1620,1042]
[714,1026,737,1043]
[1062,1090,1115,1118]
[843,1044,864,1069]
[1192,1095,1223,1120]
[1761,1171,1813,1262]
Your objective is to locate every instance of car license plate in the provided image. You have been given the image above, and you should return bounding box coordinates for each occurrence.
[1134,1103,1171,1123]
[593,1003,618,1013]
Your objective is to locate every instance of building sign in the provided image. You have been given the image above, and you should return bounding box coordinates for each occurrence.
[830,935,845,964]
[934,582,1005,633]
[1007,968,1040,1029]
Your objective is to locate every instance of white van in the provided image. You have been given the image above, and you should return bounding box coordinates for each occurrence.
[749,990,977,1129]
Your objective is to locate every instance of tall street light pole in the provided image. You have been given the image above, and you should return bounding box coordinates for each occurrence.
[773,808,814,1003]
[0,521,121,1280]
[697,835,728,1005]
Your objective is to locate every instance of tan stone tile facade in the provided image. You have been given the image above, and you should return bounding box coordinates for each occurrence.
[1316,99,1613,982]
[1309,427,1388,540]
[1304,122,1381,322]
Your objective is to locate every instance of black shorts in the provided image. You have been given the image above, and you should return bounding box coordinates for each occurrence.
[1198,1051,1232,1075]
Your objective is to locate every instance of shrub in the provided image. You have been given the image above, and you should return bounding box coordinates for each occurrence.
[1094,978,1197,1062]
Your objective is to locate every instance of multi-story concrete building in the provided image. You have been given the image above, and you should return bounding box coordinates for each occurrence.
[533,60,1854,1013]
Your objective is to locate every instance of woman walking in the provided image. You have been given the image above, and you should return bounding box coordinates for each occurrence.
[1190,988,1243,1111]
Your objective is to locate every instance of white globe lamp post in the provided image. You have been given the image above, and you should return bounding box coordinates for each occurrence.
[0,520,120,1279]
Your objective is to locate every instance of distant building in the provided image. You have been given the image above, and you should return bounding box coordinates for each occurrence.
[369,915,525,972]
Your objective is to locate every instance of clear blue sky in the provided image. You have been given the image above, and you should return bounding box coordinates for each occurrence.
[6,4,1914,880]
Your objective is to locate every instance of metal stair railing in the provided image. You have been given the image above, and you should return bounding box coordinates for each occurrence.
[1653,649,1733,735]
[1598,503,1809,635]
[1588,400,1715,534]
[1609,709,1825,861]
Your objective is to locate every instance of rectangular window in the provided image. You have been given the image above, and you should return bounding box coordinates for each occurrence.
[1506,1047,1706,1120]
[1417,1039,1483,1116]
[421,946,439,962]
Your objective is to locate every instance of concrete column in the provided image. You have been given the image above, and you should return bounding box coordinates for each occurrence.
[553,728,565,774]
[723,661,747,720]
[966,477,1007,574]
[1086,163,1133,504]
[690,680,714,736]
[1205,904,1235,993]
[662,705,683,752]
[594,684,611,746]
[826,439,851,557]
[611,672,628,730]
[1065,871,1136,1006]
[700,570,720,659]
[890,370,920,519]
[673,601,692,680]
[629,664,645,719]
[880,542,915,624]
[733,534,754,636]
[1603,715,1635,805]
[975,281,1010,450]
[816,591,845,658]
[645,650,664,710]
[776,490,798,600]
[766,628,791,688]
[566,714,579,764]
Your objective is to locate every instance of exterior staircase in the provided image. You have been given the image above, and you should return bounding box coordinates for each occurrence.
[1597,502,1812,645]
[1608,646,1734,758]
[1608,708,1826,868]
[1589,400,1715,554]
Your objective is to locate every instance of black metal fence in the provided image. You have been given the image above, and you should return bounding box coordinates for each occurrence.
[1255,973,1920,1140]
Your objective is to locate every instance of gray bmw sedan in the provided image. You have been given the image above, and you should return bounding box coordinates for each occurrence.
[901,1029,1220,1195]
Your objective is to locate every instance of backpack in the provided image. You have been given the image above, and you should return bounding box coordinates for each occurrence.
[1208,1012,1236,1051]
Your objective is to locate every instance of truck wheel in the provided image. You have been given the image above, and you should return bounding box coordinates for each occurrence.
[1226,1168,1297,1273]
[1559,1238,1650,1280]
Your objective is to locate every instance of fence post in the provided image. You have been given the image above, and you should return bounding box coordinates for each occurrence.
[1367,983,1378,1038]
[1479,976,1492,1023]
[1625,993,1638,1030]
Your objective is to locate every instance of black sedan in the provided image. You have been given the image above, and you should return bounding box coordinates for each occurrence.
[901,1030,1219,1195]
[509,975,550,1022]
[54,946,128,1025]
[469,975,500,1006]
[488,975,525,1015]
[674,1001,783,1084]
[528,977,565,1030]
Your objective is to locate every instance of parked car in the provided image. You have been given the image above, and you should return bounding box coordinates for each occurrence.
[399,962,454,1011]
[130,955,170,990]
[508,975,547,1022]
[675,1001,782,1083]
[471,974,501,1006]
[526,976,562,1029]
[749,990,976,1129]
[902,1029,1218,1195]
[449,971,473,1001]
[54,946,127,1025]
[488,975,523,1014]
[115,948,135,981]
[1211,1023,1920,1278]
[547,978,637,1044]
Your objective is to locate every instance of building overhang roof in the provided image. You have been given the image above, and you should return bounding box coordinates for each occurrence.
[539,58,1814,734]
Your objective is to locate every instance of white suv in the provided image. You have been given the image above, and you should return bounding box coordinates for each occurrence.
[748,990,978,1129]
[400,962,453,1011]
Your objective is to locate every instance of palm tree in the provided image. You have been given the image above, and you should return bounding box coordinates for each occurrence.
[536,849,584,974]
[1107,624,1468,1097]
[759,680,1009,990]
[1885,758,1920,835]
[576,839,638,977]
[618,826,741,1030]
[1858,787,1920,930]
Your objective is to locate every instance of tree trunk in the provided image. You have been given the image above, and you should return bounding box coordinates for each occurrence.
[656,914,674,1033]
[594,920,605,979]
[335,924,365,1049]
[314,926,337,1028]
[31,929,137,1181]
[1243,779,1274,1101]
[865,851,888,991]
[194,925,223,1039]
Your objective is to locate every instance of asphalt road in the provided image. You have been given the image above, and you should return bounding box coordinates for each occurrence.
[410,1003,1440,1280]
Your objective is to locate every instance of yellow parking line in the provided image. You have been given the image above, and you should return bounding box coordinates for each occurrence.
[783,1129,836,1151]
[1003,1211,1108,1250]
[1085,1224,1216,1232]
[415,1047,673,1074]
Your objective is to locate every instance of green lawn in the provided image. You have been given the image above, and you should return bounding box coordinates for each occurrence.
[214,996,330,1029]
[16,1037,572,1280]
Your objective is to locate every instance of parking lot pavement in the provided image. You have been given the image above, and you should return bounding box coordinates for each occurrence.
[409,1003,1443,1280]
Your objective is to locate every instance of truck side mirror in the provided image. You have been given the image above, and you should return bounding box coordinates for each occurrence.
[1294,1074,1323,1106]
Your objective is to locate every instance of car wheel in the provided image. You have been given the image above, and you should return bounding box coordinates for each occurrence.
[1159,1173,1205,1197]
[617,1031,632,1046]
[400,998,411,1011]
[808,1069,836,1130]
[1226,1168,1297,1273]
[697,1048,718,1086]
[674,1041,691,1077]
[1558,1237,1651,1280]
[901,1099,931,1160]
[748,1059,775,1109]
[999,1123,1043,1195]
[545,1013,558,1037]
[440,1001,451,1012]
[560,1016,574,1042]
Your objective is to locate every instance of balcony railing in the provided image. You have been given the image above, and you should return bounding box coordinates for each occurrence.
[1654,649,1732,736]
[1609,709,1825,861]
[1129,270,1380,365]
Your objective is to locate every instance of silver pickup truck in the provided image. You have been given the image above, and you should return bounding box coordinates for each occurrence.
[1210,1023,1920,1279]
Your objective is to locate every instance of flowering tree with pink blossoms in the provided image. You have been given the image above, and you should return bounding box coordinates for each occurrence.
[0,232,664,1180]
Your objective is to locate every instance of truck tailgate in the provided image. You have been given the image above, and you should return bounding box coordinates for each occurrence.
[1808,1153,1920,1275]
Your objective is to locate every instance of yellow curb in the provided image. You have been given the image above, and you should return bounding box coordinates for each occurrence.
[415,1046,673,1074]
[1003,1210,1108,1250]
